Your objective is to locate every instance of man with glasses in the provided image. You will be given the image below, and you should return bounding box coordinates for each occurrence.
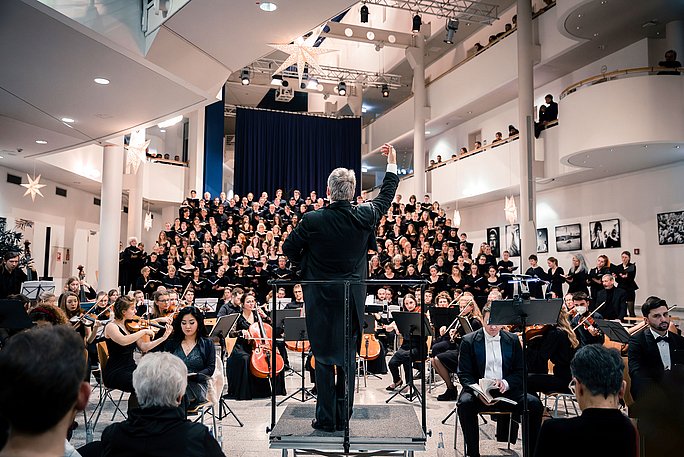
[534,345,637,457]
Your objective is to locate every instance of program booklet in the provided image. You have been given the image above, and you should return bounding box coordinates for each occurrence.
[468,378,517,405]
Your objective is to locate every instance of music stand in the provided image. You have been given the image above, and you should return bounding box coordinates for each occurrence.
[386,311,433,404]
[20,281,55,301]
[430,307,460,335]
[211,313,243,425]
[271,309,301,378]
[0,299,33,329]
[490,298,563,457]
[594,319,630,344]
[277,317,315,405]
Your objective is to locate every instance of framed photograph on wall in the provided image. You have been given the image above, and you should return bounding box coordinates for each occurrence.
[505,224,521,257]
[555,224,582,252]
[657,210,684,245]
[589,218,621,249]
[486,227,500,258]
[536,228,548,253]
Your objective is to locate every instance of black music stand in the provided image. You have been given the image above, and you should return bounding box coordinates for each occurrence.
[430,307,461,336]
[0,299,33,330]
[271,309,301,378]
[490,298,563,457]
[277,317,315,405]
[386,311,432,404]
[594,319,630,344]
[211,314,244,426]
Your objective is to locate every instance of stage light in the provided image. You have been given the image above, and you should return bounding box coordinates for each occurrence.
[444,18,459,44]
[412,14,421,33]
[337,81,347,96]
[360,4,369,23]
[381,84,389,98]
[240,68,250,85]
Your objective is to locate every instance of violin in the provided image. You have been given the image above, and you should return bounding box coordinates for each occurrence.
[124,316,165,333]
[525,324,552,342]
[248,310,285,379]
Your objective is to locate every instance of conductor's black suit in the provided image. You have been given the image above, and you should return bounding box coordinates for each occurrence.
[283,167,398,430]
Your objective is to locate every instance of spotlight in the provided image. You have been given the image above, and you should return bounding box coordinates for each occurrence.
[281,79,289,87]
[444,18,459,44]
[412,14,421,33]
[360,4,369,23]
[381,84,389,98]
[306,78,319,90]
[240,68,250,85]
[337,81,347,96]
[271,75,283,86]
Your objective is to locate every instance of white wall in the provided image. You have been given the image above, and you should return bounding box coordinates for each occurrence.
[457,162,684,302]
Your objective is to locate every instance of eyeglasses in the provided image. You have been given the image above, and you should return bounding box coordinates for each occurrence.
[568,378,577,396]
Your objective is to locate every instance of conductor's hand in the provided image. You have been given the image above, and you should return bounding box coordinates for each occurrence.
[381,143,396,165]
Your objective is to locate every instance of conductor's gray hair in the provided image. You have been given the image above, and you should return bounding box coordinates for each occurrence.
[327,168,356,202]
[133,352,187,408]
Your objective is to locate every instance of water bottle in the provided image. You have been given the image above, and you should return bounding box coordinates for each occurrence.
[437,431,445,457]
[217,423,223,447]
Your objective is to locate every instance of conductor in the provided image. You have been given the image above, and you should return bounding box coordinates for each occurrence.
[283,143,398,432]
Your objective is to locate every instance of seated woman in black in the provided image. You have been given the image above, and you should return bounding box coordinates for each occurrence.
[385,294,428,391]
[226,292,285,400]
[103,296,172,409]
[165,307,216,410]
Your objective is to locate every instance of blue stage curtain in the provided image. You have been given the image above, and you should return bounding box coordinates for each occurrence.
[234,107,361,199]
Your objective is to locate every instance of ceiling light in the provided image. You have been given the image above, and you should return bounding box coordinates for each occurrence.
[93,77,110,85]
[240,68,250,85]
[281,79,289,87]
[362,106,368,113]
[381,84,389,98]
[387,34,396,44]
[344,27,354,37]
[259,2,277,12]
[337,81,347,96]
[61,117,75,123]
[367,31,375,40]
[35,140,48,144]
[158,115,183,128]
[271,75,284,86]
[425,131,431,135]
[412,14,421,33]
[360,4,369,23]
[160,129,166,133]
[316,83,324,91]
[362,167,368,173]
[444,18,459,44]
[306,78,319,90]
[0,156,4,159]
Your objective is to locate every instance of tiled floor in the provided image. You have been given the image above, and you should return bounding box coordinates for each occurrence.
[72,352,576,456]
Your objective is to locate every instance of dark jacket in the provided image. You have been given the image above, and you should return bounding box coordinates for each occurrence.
[595,286,627,320]
[164,336,216,381]
[628,328,684,401]
[282,171,398,365]
[101,406,225,457]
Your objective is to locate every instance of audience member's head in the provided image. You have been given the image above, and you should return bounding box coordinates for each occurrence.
[570,345,624,408]
[133,352,187,408]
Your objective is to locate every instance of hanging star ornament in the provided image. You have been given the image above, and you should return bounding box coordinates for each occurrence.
[125,139,150,174]
[270,27,335,87]
[144,211,153,231]
[504,196,518,226]
[21,174,46,202]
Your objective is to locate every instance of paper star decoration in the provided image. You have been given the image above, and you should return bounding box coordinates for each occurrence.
[504,196,518,226]
[270,28,335,87]
[21,174,46,202]
[144,211,153,231]
[125,139,150,174]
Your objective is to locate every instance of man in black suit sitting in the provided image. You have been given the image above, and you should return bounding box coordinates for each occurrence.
[457,305,543,457]
[628,296,684,402]
[595,274,627,320]
[534,345,637,457]
[283,143,399,432]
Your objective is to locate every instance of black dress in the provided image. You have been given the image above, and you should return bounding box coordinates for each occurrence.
[226,314,285,400]
[547,267,565,298]
[565,268,589,295]
[103,325,137,392]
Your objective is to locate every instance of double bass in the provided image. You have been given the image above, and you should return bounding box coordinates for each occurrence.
[249,309,285,379]
[24,240,35,281]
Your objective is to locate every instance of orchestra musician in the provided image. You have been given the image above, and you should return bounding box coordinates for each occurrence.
[569,292,605,346]
[102,296,172,411]
[385,294,428,392]
[0,251,36,299]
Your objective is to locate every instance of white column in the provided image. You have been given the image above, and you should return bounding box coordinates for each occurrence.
[407,33,427,198]
[126,129,146,242]
[517,0,537,262]
[186,108,205,194]
[98,143,124,291]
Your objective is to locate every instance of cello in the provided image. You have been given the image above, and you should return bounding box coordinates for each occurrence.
[249,308,285,379]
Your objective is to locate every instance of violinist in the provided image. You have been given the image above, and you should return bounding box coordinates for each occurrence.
[432,292,484,401]
[385,294,428,392]
[60,291,99,346]
[569,292,605,346]
[164,307,215,410]
[102,296,172,410]
[526,308,579,394]
[226,292,285,400]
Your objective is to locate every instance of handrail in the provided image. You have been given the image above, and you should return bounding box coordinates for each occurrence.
[560,66,683,99]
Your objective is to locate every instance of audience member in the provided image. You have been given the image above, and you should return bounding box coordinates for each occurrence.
[657,49,681,75]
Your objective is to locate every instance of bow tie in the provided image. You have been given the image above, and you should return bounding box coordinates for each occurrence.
[486,334,501,342]
[655,336,670,343]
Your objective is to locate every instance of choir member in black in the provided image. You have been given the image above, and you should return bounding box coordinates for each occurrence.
[217,287,243,317]
[225,292,285,400]
[271,256,293,283]
[178,256,197,284]
[483,266,503,296]
[465,263,486,307]
[162,265,182,293]
[563,253,589,295]
[209,266,232,298]
[526,308,579,394]
[136,266,160,297]
[595,274,627,320]
[524,254,546,299]
[164,306,215,410]
[426,264,444,293]
[415,253,429,277]
[102,296,172,410]
[446,265,467,293]
[246,261,269,302]
[569,292,604,346]
[189,269,209,299]
[587,254,611,300]
[615,250,638,318]
[496,250,515,274]
[432,292,484,401]
[385,294,428,391]
[145,252,162,279]
[121,237,145,292]
[183,289,196,308]
[546,256,565,298]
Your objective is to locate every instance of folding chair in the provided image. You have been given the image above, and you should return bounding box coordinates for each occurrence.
[87,342,128,436]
